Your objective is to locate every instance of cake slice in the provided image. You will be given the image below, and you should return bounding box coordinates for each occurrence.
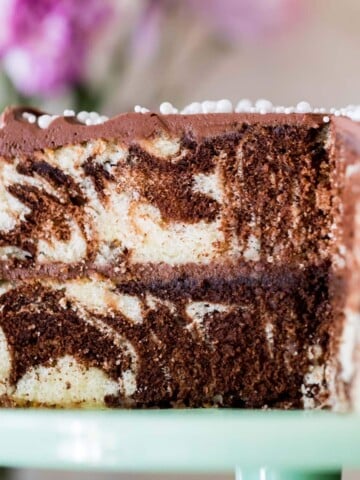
[0,102,358,409]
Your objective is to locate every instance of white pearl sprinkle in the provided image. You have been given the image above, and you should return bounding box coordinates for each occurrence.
[255,99,273,113]
[38,114,57,129]
[347,108,360,121]
[89,111,100,121]
[75,110,107,125]
[296,101,312,113]
[216,99,233,113]
[63,109,75,117]
[284,107,294,114]
[275,106,285,113]
[201,101,217,114]
[191,102,204,114]
[134,105,150,114]
[159,102,178,115]
[22,112,37,124]
[77,111,89,123]
[235,99,252,113]
[181,102,203,114]
[179,99,233,115]
[53,101,360,125]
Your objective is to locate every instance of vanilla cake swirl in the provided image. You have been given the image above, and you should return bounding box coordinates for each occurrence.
[0,105,358,410]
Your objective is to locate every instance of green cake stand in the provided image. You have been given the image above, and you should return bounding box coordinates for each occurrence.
[0,409,358,479]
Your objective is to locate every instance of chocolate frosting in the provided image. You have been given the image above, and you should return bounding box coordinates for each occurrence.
[0,106,327,158]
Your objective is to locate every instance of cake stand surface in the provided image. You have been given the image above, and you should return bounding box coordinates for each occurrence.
[0,409,358,479]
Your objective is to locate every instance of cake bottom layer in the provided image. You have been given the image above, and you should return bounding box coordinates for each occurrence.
[0,263,349,409]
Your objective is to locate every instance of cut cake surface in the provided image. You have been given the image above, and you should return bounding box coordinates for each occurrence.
[0,106,359,409]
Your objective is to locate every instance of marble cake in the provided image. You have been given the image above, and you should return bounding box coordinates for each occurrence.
[0,101,359,410]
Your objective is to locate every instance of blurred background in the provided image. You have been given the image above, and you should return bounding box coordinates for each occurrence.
[1,0,360,478]
[0,0,359,115]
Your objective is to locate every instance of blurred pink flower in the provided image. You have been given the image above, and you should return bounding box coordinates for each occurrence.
[0,0,113,96]
[132,0,302,65]
[183,0,302,41]
[131,0,164,63]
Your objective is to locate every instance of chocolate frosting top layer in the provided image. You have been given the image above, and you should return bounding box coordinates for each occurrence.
[0,106,333,158]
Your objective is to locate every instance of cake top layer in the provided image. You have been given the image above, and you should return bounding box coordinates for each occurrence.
[145,99,360,120]
[1,102,359,158]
